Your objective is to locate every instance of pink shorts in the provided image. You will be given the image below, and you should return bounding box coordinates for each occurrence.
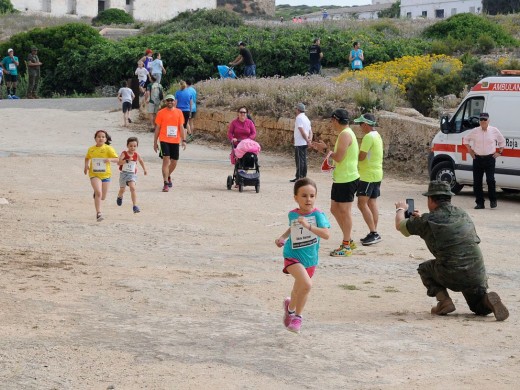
[283,258,316,278]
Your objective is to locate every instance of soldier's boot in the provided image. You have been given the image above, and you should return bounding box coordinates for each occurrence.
[431,290,456,315]
[482,292,509,321]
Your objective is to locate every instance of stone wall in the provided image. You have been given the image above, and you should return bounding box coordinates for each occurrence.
[196,108,439,176]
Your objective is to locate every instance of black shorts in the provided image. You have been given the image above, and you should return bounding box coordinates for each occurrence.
[357,181,381,199]
[159,141,180,160]
[190,111,196,119]
[182,111,190,128]
[331,179,359,203]
[5,74,18,83]
[122,101,132,113]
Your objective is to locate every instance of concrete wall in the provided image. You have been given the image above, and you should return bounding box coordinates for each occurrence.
[196,108,439,176]
[400,0,482,19]
[11,0,217,21]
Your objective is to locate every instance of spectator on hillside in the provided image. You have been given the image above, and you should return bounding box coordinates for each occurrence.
[175,80,194,142]
[229,41,256,77]
[26,46,42,99]
[309,38,323,75]
[147,75,164,132]
[138,48,154,73]
[349,42,364,71]
[186,79,197,136]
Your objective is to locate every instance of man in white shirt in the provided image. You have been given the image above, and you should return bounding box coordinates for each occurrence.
[291,103,312,182]
[463,112,506,209]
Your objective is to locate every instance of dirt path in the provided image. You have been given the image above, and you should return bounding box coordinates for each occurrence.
[0,104,518,389]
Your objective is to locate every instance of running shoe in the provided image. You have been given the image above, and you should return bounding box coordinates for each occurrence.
[361,233,382,246]
[330,244,352,257]
[117,197,123,206]
[133,205,140,213]
[287,316,302,334]
[168,176,173,188]
[349,240,357,250]
[7,95,12,99]
[162,183,169,192]
[283,297,293,327]
[11,95,19,99]
[96,213,104,222]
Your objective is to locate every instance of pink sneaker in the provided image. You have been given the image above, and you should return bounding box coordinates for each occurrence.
[283,297,292,327]
[287,316,302,333]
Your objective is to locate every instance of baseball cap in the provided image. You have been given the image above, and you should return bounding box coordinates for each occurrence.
[31,46,38,50]
[296,103,305,112]
[165,94,175,101]
[331,109,350,124]
[479,112,489,119]
[238,41,245,46]
[8,48,13,53]
[354,113,377,126]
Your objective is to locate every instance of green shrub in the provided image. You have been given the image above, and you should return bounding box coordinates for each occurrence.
[459,59,498,86]
[92,8,134,26]
[155,9,243,33]
[423,13,518,48]
[0,0,15,14]
[477,35,495,54]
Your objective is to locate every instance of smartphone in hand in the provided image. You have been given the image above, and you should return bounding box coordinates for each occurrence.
[405,198,415,218]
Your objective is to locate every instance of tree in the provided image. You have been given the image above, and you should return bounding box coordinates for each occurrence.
[378,1,400,19]
[483,0,520,15]
[0,0,16,14]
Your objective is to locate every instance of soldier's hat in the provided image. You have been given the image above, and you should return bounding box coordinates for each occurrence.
[422,180,455,197]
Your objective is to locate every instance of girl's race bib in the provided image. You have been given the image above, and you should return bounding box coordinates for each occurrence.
[92,158,106,173]
[290,216,317,249]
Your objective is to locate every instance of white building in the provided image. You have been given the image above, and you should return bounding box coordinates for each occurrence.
[400,0,482,19]
[11,0,217,21]
[303,3,393,21]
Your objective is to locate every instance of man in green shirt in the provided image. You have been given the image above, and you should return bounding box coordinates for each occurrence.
[355,113,383,246]
[395,180,509,321]
[314,109,359,257]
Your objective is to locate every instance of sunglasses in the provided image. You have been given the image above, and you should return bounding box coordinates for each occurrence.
[238,111,247,114]
[479,118,488,121]
[166,99,174,102]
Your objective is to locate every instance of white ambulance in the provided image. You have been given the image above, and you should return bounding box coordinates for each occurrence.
[428,72,520,194]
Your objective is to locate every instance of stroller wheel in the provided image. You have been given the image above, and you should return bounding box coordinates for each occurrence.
[227,175,233,190]
[255,183,260,193]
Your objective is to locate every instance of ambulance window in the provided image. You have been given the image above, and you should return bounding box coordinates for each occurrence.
[452,96,484,133]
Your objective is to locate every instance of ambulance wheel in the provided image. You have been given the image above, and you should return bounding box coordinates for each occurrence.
[431,161,464,194]
[227,175,233,190]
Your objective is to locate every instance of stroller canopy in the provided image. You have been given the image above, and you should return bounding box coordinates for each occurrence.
[217,65,237,79]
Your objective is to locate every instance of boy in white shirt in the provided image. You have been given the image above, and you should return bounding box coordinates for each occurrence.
[134,60,150,97]
[117,80,135,127]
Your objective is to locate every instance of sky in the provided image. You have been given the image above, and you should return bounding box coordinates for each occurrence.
[276,0,371,7]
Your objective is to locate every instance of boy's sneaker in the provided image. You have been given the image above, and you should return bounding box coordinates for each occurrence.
[11,95,19,99]
[96,213,104,222]
[283,297,293,327]
[162,183,169,192]
[167,176,173,188]
[116,197,123,206]
[287,316,302,334]
[361,232,382,246]
[349,240,357,250]
[7,95,12,99]
[133,205,141,213]
[330,244,352,257]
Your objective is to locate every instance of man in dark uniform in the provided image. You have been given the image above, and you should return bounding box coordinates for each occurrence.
[395,181,509,321]
[27,46,42,98]
[309,38,323,75]
[229,41,256,77]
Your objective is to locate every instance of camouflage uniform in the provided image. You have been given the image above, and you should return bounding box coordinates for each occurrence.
[399,202,492,316]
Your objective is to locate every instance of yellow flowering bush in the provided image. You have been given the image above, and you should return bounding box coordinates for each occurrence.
[335,55,463,94]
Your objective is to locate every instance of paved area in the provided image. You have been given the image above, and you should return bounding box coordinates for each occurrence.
[0,97,118,111]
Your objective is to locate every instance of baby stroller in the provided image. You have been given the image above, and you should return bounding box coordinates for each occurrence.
[217,65,237,79]
[227,139,261,193]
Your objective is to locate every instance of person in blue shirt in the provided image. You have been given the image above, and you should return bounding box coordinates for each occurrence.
[275,178,330,334]
[1,48,20,99]
[174,80,193,142]
[349,42,364,71]
[186,79,197,138]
